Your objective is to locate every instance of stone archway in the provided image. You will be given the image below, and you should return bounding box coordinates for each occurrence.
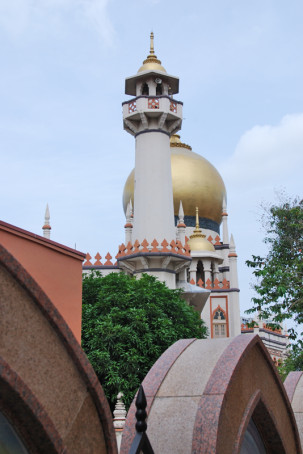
[0,245,117,454]
[121,335,301,454]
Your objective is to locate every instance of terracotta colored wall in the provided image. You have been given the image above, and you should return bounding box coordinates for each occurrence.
[0,245,117,454]
[0,222,85,343]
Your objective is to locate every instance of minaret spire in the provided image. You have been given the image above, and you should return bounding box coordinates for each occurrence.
[42,203,51,239]
[150,31,155,55]
[177,200,186,244]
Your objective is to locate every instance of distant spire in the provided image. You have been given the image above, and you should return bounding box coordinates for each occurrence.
[113,392,126,430]
[142,31,162,66]
[178,200,184,220]
[222,196,227,214]
[150,31,155,55]
[177,200,186,243]
[42,203,51,239]
[222,196,229,245]
[125,199,133,222]
[124,199,133,244]
[195,207,200,230]
[230,234,236,250]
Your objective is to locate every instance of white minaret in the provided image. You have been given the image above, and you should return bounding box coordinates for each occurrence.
[123,33,182,245]
[42,204,51,239]
[118,33,190,289]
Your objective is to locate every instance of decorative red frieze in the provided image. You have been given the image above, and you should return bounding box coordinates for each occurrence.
[185,236,189,243]
[183,243,191,256]
[141,239,149,252]
[83,253,92,266]
[213,278,221,289]
[262,323,282,334]
[190,278,196,285]
[170,240,177,253]
[205,278,212,289]
[150,239,159,252]
[197,278,204,288]
[125,241,133,255]
[207,235,213,243]
[148,98,159,109]
[128,101,136,113]
[118,243,126,257]
[214,235,221,245]
[176,240,184,255]
[221,278,230,289]
[94,253,103,266]
[133,240,140,253]
[104,253,113,266]
[161,239,170,252]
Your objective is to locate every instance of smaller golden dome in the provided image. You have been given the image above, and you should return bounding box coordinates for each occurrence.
[138,32,167,73]
[188,208,215,252]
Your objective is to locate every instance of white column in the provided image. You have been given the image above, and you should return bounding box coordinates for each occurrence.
[132,131,175,244]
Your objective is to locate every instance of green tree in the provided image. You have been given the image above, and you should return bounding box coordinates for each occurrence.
[246,196,303,340]
[278,340,303,381]
[82,272,207,410]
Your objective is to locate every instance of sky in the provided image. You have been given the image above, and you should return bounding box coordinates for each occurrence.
[1,0,303,326]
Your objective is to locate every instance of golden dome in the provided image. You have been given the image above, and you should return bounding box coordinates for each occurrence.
[123,135,226,226]
[138,32,167,73]
[188,208,215,252]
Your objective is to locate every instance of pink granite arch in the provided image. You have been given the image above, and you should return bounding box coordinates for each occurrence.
[0,244,117,454]
[285,371,303,450]
[121,334,301,454]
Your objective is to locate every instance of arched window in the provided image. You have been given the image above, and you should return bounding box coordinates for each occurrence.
[212,306,227,338]
[240,418,266,454]
[142,83,149,95]
[0,411,29,453]
[156,83,162,95]
[196,260,205,285]
[211,261,215,285]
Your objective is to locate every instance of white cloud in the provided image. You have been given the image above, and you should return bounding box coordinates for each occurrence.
[0,0,115,44]
[221,113,303,190]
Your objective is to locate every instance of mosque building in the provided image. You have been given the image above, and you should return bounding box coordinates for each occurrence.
[83,33,241,340]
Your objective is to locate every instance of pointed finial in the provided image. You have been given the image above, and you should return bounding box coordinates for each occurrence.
[126,201,131,218]
[187,207,215,252]
[222,196,227,213]
[135,385,147,433]
[178,200,184,221]
[230,233,236,249]
[42,203,51,239]
[113,392,127,430]
[191,207,204,236]
[45,203,50,222]
[150,31,155,55]
[195,207,200,230]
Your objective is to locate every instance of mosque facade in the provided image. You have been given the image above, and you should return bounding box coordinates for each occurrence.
[83,33,241,340]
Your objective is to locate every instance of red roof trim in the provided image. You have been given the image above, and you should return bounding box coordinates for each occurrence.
[0,220,85,260]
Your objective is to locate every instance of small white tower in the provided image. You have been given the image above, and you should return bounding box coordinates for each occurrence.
[42,204,51,239]
[228,234,241,336]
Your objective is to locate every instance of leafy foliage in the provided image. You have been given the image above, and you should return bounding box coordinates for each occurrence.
[82,272,207,410]
[246,197,303,340]
[278,340,303,381]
